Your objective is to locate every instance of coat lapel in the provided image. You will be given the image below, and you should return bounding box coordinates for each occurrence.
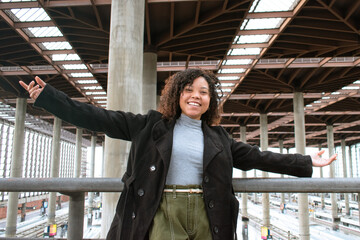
[152,119,175,171]
[202,124,223,170]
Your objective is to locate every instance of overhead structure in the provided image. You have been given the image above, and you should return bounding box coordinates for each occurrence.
[0,0,359,147]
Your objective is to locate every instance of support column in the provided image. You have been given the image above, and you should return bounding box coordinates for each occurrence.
[279,139,285,210]
[327,125,339,229]
[293,92,309,240]
[341,139,350,215]
[240,125,249,240]
[48,117,62,224]
[102,0,145,236]
[74,128,83,178]
[348,145,355,201]
[260,113,270,228]
[5,98,26,237]
[318,144,325,209]
[88,134,97,226]
[143,50,157,113]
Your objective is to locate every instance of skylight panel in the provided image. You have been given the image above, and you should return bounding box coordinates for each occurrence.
[28,27,62,37]
[236,35,271,44]
[219,68,245,74]
[244,18,284,30]
[62,64,87,70]
[229,48,261,55]
[11,8,50,22]
[97,101,107,104]
[221,83,235,87]
[76,80,98,84]
[250,0,300,12]
[52,54,80,61]
[85,91,106,95]
[224,59,253,65]
[71,73,93,78]
[1,0,35,2]
[41,42,72,50]
[93,96,107,100]
[218,76,240,81]
[82,86,102,90]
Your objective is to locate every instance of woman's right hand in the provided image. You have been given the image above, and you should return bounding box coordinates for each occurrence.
[19,76,46,101]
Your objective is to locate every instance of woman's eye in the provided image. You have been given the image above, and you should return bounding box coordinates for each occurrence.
[185,88,192,92]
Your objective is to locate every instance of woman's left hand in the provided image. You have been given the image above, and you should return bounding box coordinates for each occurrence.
[311,150,337,167]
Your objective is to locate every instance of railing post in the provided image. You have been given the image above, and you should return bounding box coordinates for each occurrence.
[68,192,85,240]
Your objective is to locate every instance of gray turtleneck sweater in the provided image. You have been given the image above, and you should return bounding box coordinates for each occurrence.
[165,114,204,185]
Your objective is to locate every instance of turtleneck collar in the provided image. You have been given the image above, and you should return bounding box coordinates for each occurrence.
[177,113,202,128]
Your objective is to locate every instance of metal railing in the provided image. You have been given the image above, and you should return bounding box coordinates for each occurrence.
[0,177,359,240]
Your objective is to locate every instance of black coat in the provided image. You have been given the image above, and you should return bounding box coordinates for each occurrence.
[34,84,313,240]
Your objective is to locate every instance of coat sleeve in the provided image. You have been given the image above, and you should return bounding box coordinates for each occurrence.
[33,84,148,140]
[230,138,313,177]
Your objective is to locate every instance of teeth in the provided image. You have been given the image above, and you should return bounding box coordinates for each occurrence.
[188,102,200,106]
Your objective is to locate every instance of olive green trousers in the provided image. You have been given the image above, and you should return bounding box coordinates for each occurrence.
[149,185,212,240]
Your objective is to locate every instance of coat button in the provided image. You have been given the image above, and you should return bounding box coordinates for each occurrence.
[213,226,219,234]
[149,165,156,172]
[208,200,214,209]
[204,176,209,183]
[132,212,136,219]
[137,189,144,197]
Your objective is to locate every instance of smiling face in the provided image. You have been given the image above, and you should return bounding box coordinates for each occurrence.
[179,76,210,120]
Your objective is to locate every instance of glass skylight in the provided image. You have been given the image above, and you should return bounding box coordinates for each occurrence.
[244,18,284,30]
[71,73,93,78]
[76,80,98,84]
[221,83,235,87]
[219,68,245,74]
[85,92,106,95]
[62,64,87,70]
[250,0,300,12]
[1,0,36,3]
[218,76,240,81]
[235,35,271,44]
[97,101,107,104]
[41,42,72,50]
[229,48,261,55]
[82,86,102,90]
[93,96,107,100]
[224,59,253,65]
[28,27,63,37]
[11,8,50,22]
[52,54,80,61]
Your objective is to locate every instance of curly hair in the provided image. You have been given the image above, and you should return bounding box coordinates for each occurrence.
[158,68,223,125]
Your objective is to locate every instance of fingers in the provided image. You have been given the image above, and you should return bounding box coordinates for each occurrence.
[317,149,325,156]
[19,81,28,90]
[35,76,46,88]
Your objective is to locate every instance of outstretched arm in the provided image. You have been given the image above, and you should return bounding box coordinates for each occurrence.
[311,150,337,167]
[19,76,46,100]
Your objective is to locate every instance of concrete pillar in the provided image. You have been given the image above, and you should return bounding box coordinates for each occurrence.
[102,0,145,236]
[318,144,325,209]
[240,125,249,239]
[5,98,26,237]
[341,139,350,215]
[74,128,83,178]
[348,145,355,201]
[293,92,309,240]
[260,113,270,227]
[88,134,97,226]
[48,117,62,224]
[143,50,157,113]
[279,139,286,207]
[20,203,26,222]
[327,125,339,229]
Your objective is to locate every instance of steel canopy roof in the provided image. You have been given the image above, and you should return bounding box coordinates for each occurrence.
[0,0,359,147]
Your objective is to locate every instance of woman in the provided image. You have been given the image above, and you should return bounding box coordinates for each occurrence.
[20,69,336,240]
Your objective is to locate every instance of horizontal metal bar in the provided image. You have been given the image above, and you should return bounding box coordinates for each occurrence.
[0,178,360,193]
